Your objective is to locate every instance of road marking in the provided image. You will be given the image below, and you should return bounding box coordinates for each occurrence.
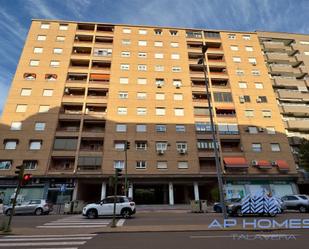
[0,241,86,247]
[190,235,234,239]
[37,225,107,228]
[5,234,97,238]
[35,248,77,249]
[190,234,300,239]
[116,219,126,227]
[0,237,92,242]
[46,222,110,225]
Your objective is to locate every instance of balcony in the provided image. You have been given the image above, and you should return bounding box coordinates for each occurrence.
[280,105,309,116]
[204,31,221,40]
[209,66,228,78]
[194,107,210,116]
[186,31,203,39]
[269,64,296,74]
[220,139,242,154]
[86,88,108,103]
[199,157,217,173]
[71,47,92,59]
[66,73,88,85]
[77,156,102,172]
[89,73,110,85]
[211,79,229,88]
[96,25,114,36]
[187,42,203,53]
[77,23,95,33]
[82,120,105,137]
[95,36,113,47]
[63,87,85,102]
[215,107,236,117]
[60,104,83,119]
[263,41,286,51]
[93,48,112,58]
[85,104,107,118]
[74,35,93,46]
[285,119,309,131]
[49,157,75,171]
[192,93,209,107]
[91,61,111,73]
[69,59,90,72]
[272,77,307,88]
[207,54,225,66]
[56,120,80,136]
[265,52,292,62]
[80,138,104,152]
[277,89,309,100]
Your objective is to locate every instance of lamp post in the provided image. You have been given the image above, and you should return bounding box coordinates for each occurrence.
[198,44,228,219]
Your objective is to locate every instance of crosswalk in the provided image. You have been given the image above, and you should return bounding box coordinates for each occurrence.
[0,233,96,248]
[37,215,112,229]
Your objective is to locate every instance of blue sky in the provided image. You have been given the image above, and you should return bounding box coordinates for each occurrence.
[0,0,309,113]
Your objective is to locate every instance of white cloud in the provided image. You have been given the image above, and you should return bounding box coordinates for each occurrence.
[26,0,61,19]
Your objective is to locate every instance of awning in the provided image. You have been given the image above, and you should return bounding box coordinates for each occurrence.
[215,106,235,110]
[224,157,248,168]
[90,74,110,80]
[276,160,289,171]
[258,160,272,169]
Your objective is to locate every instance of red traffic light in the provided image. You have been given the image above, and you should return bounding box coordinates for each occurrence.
[21,174,32,186]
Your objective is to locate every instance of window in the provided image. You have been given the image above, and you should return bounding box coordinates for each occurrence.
[257,96,267,103]
[173,79,182,87]
[172,66,181,72]
[33,47,43,53]
[157,161,167,169]
[35,122,46,131]
[30,60,39,66]
[137,107,147,115]
[137,78,147,85]
[59,24,68,30]
[236,69,244,76]
[56,36,65,41]
[138,52,147,58]
[156,124,166,132]
[23,73,36,80]
[114,142,125,151]
[156,142,167,151]
[50,60,60,67]
[138,64,147,71]
[195,122,213,132]
[120,64,130,70]
[116,124,127,132]
[266,127,276,134]
[136,161,147,169]
[271,143,281,152]
[122,39,131,45]
[171,53,180,59]
[154,29,162,35]
[245,46,253,52]
[138,40,147,46]
[29,140,42,150]
[156,107,166,116]
[230,45,239,51]
[249,58,257,64]
[238,82,247,88]
[176,125,186,132]
[155,65,164,72]
[45,74,57,81]
[228,34,236,40]
[21,88,32,96]
[136,124,147,132]
[137,92,147,99]
[136,141,147,150]
[178,161,188,169]
[218,123,239,134]
[4,140,17,150]
[233,57,241,63]
[243,35,251,40]
[117,107,127,115]
[170,30,178,36]
[16,104,27,113]
[252,69,260,76]
[300,41,309,45]
[239,95,250,104]
[23,160,38,170]
[174,93,183,101]
[176,142,187,152]
[118,91,128,99]
[154,41,163,47]
[40,23,50,29]
[39,105,50,113]
[114,160,125,169]
[10,122,22,130]
[121,51,130,57]
[255,82,264,89]
[171,42,179,48]
[122,28,131,34]
[248,126,258,134]
[156,93,165,100]
[53,48,63,54]
[155,53,164,59]
[262,110,272,118]
[174,108,184,116]
[120,77,129,84]
[94,48,112,57]
[245,109,254,117]
[139,29,147,35]
[197,140,216,149]
[37,35,46,41]
[213,92,233,102]
[0,160,12,170]
[43,89,53,97]
[252,143,262,152]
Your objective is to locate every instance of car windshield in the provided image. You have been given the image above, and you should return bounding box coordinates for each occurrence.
[298,195,309,200]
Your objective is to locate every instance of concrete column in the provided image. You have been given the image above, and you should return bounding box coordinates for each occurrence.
[72,179,79,200]
[128,183,133,199]
[101,181,107,200]
[194,182,200,201]
[169,182,174,205]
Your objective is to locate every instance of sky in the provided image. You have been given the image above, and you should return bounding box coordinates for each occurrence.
[0,0,309,113]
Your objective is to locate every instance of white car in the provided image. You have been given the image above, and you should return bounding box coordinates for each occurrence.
[82,196,136,219]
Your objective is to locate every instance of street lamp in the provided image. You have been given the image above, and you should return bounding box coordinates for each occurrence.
[198,44,228,219]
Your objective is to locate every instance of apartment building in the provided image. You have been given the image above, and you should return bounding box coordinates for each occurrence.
[0,20,300,205]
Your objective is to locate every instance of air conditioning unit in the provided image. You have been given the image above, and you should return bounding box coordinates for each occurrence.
[258,127,264,132]
[251,160,259,166]
[271,161,277,166]
[157,149,165,155]
[256,97,262,103]
[175,83,181,89]
[251,62,257,66]
[179,149,187,154]
[156,82,163,88]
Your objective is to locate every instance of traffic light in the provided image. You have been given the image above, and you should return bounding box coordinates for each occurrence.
[14,165,24,180]
[126,141,130,150]
[116,168,122,178]
[21,174,32,186]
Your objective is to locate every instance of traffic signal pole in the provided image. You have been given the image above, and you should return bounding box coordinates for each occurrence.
[111,168,120,228]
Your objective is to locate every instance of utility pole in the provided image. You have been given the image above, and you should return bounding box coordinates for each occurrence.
[124,141,130,196]
[111,168,122,228]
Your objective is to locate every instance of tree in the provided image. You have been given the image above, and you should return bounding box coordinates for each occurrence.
[299,139,309,171]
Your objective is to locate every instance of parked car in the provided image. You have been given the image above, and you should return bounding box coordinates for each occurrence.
[4,199,53,216]
[213,198,241,213]
[281,194,309,213]
[82,196,136,219]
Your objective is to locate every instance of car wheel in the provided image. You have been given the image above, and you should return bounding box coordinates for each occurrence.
[121,208,131,219]
[87,209,98,219]
[5,209,12,216]
[299,205,307,213]
[214,206,222,213]
[236,207,243,217]
[35,208,43,216]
